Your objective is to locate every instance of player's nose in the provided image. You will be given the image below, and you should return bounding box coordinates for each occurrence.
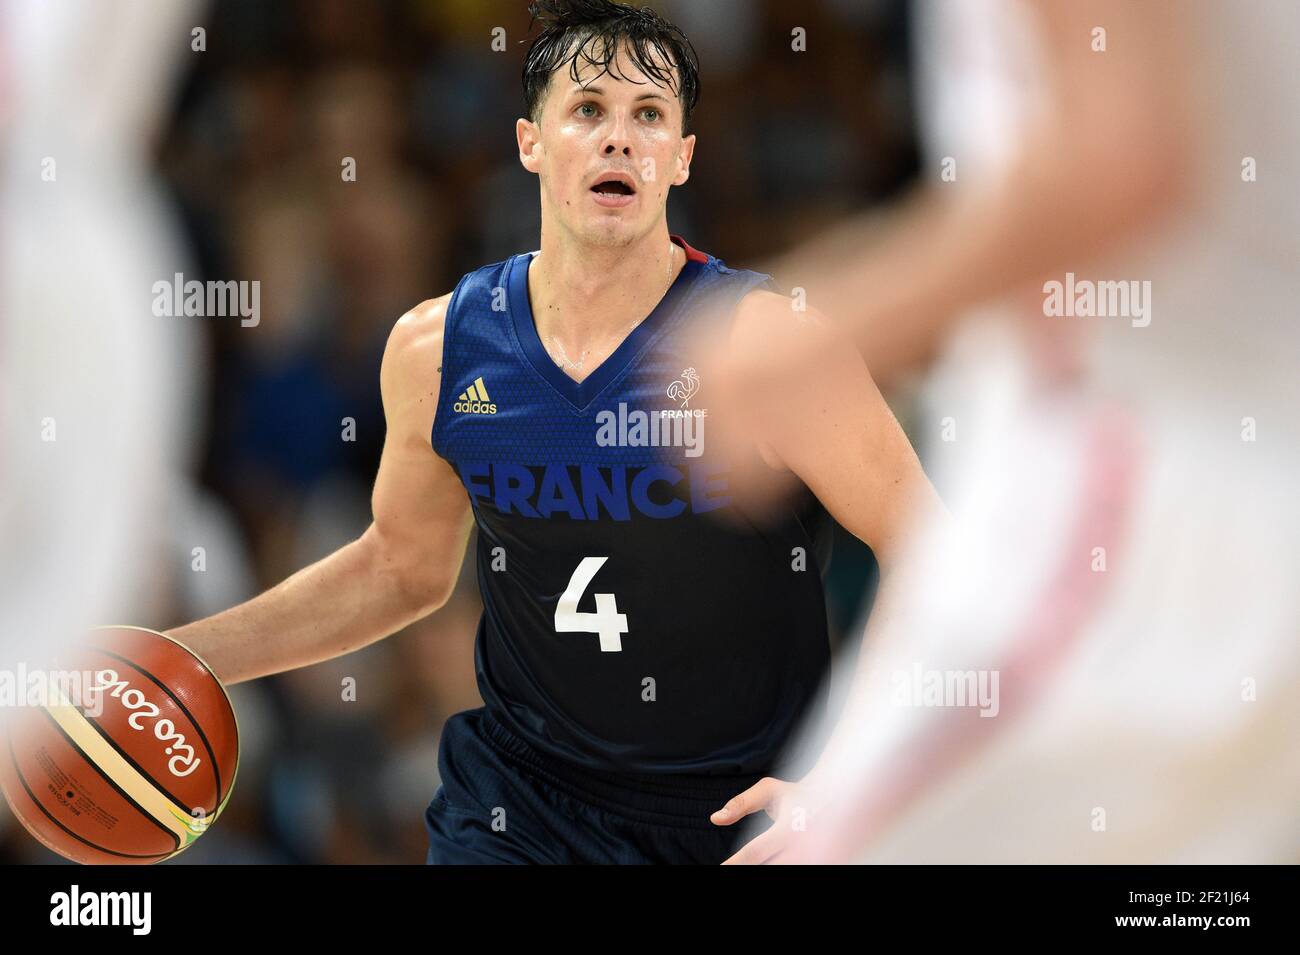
[600,113,633,157]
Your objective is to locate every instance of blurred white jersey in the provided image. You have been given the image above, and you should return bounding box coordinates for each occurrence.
[773,0,1300,862]
[915,0,1300,424]
[0,0,204,671]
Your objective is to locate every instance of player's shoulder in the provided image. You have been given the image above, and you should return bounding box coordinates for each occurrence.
[447,254,521,306]
[388,294,451,362]
[730,287,834,350]
[381,294,452,409]
[383,254,523,367]
[733,286,795,318]
[724,287,862,397]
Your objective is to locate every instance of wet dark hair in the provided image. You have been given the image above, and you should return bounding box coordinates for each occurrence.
[522,0,701,132]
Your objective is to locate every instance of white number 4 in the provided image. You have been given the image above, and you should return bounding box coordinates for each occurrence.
[555,557,628,652]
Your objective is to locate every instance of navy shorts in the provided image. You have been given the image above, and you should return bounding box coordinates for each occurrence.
[424,707,770,864]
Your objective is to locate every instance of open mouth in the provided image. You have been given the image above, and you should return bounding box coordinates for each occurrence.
[591,177,636,197]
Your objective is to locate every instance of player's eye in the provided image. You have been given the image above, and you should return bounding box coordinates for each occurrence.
[577,103,599,118]
[640,108,661,122]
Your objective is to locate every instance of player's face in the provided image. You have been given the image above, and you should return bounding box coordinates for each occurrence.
[517,43,695,247]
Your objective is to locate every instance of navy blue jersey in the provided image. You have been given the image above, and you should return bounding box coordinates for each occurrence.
[432,235,833,777]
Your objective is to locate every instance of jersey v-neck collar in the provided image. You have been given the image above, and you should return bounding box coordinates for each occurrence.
[506,235,707,412]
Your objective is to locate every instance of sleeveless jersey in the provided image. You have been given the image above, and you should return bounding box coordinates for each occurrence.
[432,235,833,776]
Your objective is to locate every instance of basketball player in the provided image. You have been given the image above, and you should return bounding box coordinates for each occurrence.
[165,0,941,864]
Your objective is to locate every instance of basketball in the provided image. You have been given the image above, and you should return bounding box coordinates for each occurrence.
[0,626,239,864]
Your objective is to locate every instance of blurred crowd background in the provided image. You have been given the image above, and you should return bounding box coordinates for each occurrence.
[1,0,921,863]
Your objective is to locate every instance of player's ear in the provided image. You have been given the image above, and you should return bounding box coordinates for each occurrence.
[672,133,696,186]
[517,117,542,175]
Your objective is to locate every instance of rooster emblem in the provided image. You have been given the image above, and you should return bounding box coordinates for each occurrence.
[667,367,700,409]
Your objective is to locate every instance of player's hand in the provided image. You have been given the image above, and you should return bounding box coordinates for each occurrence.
[711,775,818,865]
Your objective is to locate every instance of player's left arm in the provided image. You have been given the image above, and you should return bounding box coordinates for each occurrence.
[726,289,944,562]
[709,289,946,861]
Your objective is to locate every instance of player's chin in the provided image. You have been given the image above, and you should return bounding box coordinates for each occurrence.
[583,197,643,227]
[585,203,639,225]
[579,216,643,249]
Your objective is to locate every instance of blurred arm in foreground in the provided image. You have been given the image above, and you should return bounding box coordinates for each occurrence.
[703,0,1206,863]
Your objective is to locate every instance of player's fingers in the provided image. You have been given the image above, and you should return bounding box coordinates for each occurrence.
[710,776,782,826]
[720,829,783,865]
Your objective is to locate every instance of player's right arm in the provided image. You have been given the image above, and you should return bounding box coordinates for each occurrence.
[166,294,474,685]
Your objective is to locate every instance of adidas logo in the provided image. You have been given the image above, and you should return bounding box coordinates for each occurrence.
[453,376,498,415]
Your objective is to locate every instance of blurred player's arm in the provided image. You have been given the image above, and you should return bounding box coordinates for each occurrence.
[734,292,945,767]
[731,290,944,572]
[710,291,944,852]
[775,0,1196,386]
[166,295,473,685]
